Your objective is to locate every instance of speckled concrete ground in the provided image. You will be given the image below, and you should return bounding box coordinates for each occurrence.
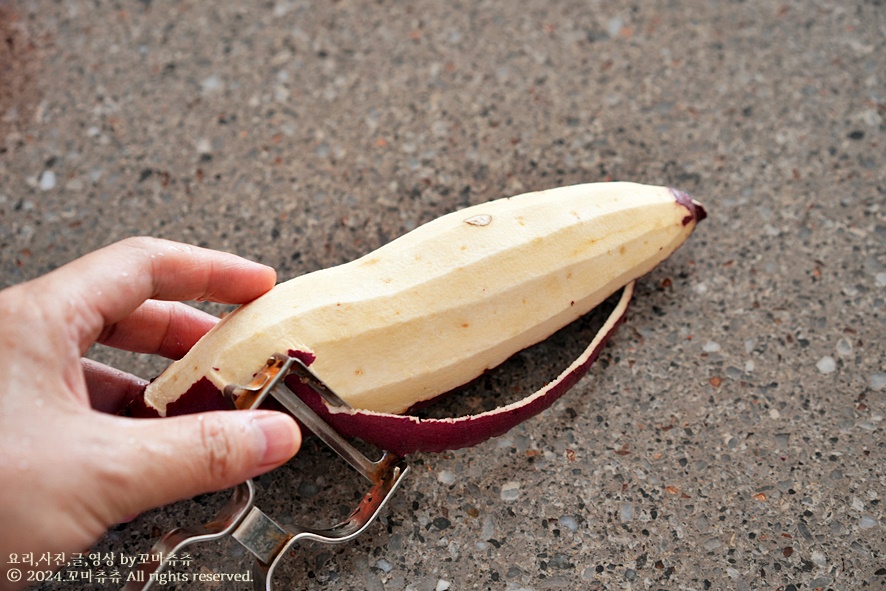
[2,1,884,590]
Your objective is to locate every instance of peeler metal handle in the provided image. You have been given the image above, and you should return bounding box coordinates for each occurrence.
[121,354,409,591]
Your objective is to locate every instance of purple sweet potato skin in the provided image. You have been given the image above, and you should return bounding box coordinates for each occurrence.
[671,187,707,225]
[123,393,160,418]
[287,349,316,366]
[281,300,628,455]
[167,377,231,415]
[125,376,228,418]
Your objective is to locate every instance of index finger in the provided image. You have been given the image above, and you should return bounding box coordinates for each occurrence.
[36,236,277,353]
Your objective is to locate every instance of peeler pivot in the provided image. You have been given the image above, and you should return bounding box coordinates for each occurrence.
[122,354,409,591]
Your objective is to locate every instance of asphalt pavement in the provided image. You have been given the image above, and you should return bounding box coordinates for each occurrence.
[1,1,883,589]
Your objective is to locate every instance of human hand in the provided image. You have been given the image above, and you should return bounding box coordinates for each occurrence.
[0,237,301,590]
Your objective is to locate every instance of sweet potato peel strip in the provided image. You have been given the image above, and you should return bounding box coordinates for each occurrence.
[288,282,635,455]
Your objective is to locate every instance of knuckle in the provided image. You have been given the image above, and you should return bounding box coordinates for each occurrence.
[118,235,155,252]
[158,303,189,359]
[0,284,46,335]
[0,286,20,319]
[96,320,119,345]
[197,415,241,485]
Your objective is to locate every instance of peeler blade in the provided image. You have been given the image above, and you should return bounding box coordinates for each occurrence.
[123,353,409,591]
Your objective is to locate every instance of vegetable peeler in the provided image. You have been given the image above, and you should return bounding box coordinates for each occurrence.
[121,353,410,591]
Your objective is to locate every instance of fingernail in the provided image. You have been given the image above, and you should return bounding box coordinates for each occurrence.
[253,412,300,468]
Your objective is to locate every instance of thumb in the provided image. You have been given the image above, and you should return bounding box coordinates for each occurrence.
[92,410,300,520]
